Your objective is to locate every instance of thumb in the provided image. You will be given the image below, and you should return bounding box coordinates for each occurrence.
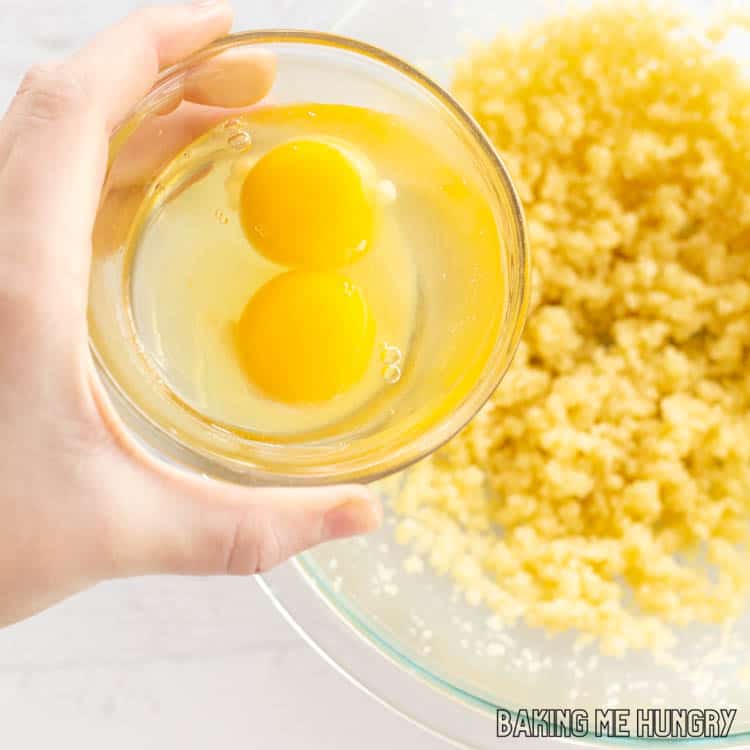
[99,450,382,578]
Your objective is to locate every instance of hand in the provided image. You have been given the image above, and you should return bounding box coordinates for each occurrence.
[0,0,381,628]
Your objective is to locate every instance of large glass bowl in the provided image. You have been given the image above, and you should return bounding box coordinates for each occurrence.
[258,1,750,748]
[89,30,528,486]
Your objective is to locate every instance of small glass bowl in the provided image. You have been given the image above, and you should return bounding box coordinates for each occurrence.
[88,31,529,486]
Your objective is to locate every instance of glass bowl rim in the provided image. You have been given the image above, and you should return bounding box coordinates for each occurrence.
[90,29,531,486]
[259,557,750,749]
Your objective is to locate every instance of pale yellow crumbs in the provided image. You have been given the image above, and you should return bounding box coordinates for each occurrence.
[394,2,750,656]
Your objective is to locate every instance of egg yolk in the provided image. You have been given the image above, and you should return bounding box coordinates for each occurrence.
[239,139,374,269]
[236,270,376,403]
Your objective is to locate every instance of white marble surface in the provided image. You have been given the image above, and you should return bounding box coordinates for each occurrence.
[0,577,456,748]
[0,2,543,747]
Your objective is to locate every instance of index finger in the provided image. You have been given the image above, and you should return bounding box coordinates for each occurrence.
[0,1,233,312]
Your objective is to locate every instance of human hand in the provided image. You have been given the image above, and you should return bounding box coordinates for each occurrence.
[0,0,381,628]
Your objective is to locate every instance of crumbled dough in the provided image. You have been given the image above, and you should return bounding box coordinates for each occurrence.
[394,1,750,656]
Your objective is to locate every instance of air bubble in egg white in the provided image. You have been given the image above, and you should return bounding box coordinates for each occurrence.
[380,343,402,365]
[228,131,252,151]
[383,364,402,384]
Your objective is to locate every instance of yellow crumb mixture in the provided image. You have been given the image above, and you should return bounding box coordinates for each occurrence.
[394,2,750,655]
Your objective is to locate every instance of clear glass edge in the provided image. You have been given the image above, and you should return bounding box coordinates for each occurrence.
[258,557,750,749]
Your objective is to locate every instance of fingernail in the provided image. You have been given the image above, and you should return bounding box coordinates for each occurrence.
[192,0,223,9]
[322,498,382,542]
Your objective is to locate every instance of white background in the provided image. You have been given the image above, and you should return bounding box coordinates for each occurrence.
[0,1,542,748]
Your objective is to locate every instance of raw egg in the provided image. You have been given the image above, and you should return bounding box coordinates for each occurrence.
[236,269,376,404]
[239,138,375,269]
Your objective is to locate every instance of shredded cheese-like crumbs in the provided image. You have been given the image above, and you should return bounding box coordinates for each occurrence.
[394,1,750,656]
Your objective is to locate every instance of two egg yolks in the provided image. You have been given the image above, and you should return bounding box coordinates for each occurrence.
[235,139,377,404]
